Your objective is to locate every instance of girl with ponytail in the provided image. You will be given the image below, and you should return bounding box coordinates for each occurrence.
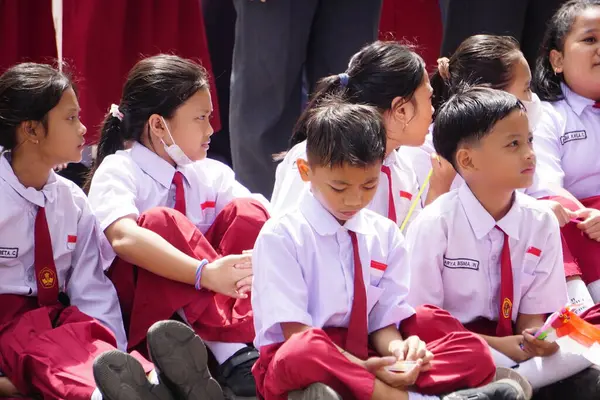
[87,54,269,397]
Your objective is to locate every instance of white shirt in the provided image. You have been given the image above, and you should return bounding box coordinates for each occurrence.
[252,191,415,348]
[534,84,600,199]
[405,184,568,325]
[403,126,551,201]
[0,153,127,350]
[88,142,269,234]
[270,141,421,227]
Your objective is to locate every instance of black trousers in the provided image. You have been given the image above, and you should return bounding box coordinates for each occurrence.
[229,0,383,197]
[439,0,566,71]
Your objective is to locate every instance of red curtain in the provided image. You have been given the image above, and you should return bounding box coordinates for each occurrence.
[62,0,221,145]
[379,0,442,72]
[0,0,57,73]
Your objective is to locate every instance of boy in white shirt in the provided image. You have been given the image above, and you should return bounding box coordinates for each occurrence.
[406,86,600,396]
[252,98,530,400]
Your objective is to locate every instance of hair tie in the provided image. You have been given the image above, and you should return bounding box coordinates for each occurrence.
[338,73,350,88]
[437,57,451,81]
[109,104,124,121]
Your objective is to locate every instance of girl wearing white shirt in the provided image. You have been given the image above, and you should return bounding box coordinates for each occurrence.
[532,0,600,304]
[86,55,267,397]
[271,41,456,229]
[0,63,217,400]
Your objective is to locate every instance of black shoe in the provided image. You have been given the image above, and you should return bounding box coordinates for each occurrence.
[146,320,224,400]
[216,346,259,397]
[93,350,174,400]
[288,383,342,400]
[442,379,528,400]
[533,366,600,400]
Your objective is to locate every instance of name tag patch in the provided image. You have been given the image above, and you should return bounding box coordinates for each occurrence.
[0,247,18,259]
[443,257,479,270]
[560,130,587,145]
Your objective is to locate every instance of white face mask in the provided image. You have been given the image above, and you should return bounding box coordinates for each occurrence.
[522,93,542,131]
[160,117,193,166]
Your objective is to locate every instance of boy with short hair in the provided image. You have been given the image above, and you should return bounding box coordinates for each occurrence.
[252,97,530,400]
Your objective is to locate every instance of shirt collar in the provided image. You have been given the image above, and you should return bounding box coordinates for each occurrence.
[458,184,521,240]
[562,83,596,116]
[130,142,190,188]
[382,149,399,167]
[0,152,58,206]
[299,191,375,236]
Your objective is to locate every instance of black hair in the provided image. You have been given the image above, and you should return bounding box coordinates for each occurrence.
[433,86,525,170]
[304,96,386,168]
[431,35,523,117]
[0,63,73,150]
[85,54,209,191]
[281,41,425,155]
[534,0,600,102]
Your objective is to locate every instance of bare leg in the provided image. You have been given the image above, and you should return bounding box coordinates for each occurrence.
[0,377,20,397]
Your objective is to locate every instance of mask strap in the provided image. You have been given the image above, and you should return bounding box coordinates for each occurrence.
[160,116,176,146]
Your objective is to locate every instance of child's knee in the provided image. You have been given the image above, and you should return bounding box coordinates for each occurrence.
[138,207,190,230]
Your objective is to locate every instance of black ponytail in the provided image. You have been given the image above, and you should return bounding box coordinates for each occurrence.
[533,0,600,102]
[273,41,425,161]
[84,54,210,192]
[431,35,522,118]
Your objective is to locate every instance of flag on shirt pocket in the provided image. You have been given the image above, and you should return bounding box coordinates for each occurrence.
[370,260,387,285]
[67,235,77,250]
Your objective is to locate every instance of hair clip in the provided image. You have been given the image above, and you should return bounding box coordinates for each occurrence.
[109,104,124,121]
[338,73,350,88]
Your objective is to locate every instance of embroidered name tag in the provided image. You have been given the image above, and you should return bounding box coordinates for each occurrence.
[560,130,587,145]
[0,247,18,258]
[443,257,480,270]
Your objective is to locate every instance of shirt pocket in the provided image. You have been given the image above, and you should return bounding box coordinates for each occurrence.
[369,260,387,286]
[367,285,385,313]
[520,253,540,293]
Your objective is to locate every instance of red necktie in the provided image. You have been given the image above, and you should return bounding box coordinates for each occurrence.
[380,165,396,223]
[34,207,60,306]
[496,227,514,337]
[172,171,186,216]
[346,231,369,359]
[594,102,600,109]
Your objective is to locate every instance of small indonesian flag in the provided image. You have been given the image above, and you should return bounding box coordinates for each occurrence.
[526,246,542,257]
[399,191,413,201]
[67,235,77,250]
[370,260,387,280]
[200,201,216,211]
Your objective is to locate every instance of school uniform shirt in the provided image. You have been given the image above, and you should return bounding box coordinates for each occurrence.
[270,140,422,227]
[252,190,415,348]
[405,184,568,325]
[88,142,269,234]
[403,125,551,201]
[0,153,127,350]
[534,84,600,200]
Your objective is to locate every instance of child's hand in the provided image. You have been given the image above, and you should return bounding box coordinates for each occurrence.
[495,335,531,363]
[574,208,600,241]
[522,328,559,358]
[201,254,253,298]
[390,336,434,371]
[364,357,423,388]
[538,200,577,227]
[429,153,456,194]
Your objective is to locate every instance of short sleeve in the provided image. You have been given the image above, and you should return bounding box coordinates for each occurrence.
[88,155,140,230]
[252,221,312,348]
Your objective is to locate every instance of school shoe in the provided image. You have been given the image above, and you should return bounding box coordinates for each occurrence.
[494,367,533,399]
[216,346,259,397]
[288,383,342,400]
[146,320,224,400]
[533,365,600,400]
[93,350,175,400]
[442,379,529,400]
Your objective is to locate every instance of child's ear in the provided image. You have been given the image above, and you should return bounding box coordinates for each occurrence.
[296,158,311,182]
[455,147,475,174]
[148,114,167,139]
[392,96,413,128]
[549,49,564,74]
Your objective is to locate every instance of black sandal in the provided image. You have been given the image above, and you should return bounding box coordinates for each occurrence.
[216,346,259,398]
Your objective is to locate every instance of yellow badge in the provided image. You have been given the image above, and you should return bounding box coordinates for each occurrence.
[502,298,513,319]
[39,267,57,289]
